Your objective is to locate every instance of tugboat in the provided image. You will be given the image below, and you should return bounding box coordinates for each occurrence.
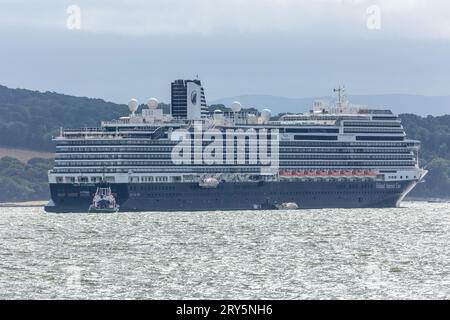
[88,185,119,213]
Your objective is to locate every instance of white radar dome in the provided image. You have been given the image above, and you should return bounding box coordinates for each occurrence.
[231,101,242,113]
[260,109,272,122]
[147,97,159,109]
[128,98,139,113]
[247,113,257,124]
[213,109,224,121]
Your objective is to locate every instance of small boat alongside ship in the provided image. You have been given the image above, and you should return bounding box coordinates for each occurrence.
[88,186,119,213]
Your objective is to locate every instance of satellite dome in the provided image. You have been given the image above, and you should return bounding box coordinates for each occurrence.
[128,98,139,113]
[231,101,242,113]
[147,97,158,109]
[213,109,224,121]
[260,109,272,122]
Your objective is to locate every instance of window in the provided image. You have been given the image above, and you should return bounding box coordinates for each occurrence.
[294,135,338,141]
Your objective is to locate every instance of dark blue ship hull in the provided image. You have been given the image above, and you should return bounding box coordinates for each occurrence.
[44,179,416,213]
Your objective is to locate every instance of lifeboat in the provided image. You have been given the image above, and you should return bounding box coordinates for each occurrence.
[329,170,339,176]
[280,170,291,177]
[282,202,299,210]
[276,202,299,210]
[199,177,220,188]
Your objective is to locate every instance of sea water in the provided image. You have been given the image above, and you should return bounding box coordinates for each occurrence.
[0,202,449,299]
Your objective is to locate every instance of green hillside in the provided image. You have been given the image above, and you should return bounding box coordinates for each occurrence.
[398,114,450,198]
[0,85,172,151]
[0,85,131,151]
[0,85,449,201]
[0,157,53,202]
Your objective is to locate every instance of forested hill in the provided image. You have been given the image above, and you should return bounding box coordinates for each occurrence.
[0,84,449,200]
[0,85,170,151]
[397,114,450,198]
[0,85,130,150]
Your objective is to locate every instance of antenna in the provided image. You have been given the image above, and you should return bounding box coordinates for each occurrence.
[333,85,346,108]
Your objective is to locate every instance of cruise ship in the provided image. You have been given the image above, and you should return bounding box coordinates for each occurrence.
[44,79,427,212]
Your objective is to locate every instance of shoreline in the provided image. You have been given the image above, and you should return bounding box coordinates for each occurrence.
[405,197,450,203]
[0,201,48,207]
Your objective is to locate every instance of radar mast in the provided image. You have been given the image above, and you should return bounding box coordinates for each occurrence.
[333,85,346,109]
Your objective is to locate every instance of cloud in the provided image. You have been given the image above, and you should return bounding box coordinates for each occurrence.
[0,0,450,39]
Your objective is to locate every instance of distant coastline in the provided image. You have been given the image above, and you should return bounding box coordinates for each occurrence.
[0,146,53,163]
[0,201,48,207]
[405,197,450,203]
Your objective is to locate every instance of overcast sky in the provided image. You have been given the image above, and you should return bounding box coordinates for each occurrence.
[1,0,450,103]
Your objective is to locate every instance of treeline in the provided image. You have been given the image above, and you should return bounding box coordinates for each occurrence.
[399,114,450,198]
[0,85,169,151]
[0,157,53,202]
